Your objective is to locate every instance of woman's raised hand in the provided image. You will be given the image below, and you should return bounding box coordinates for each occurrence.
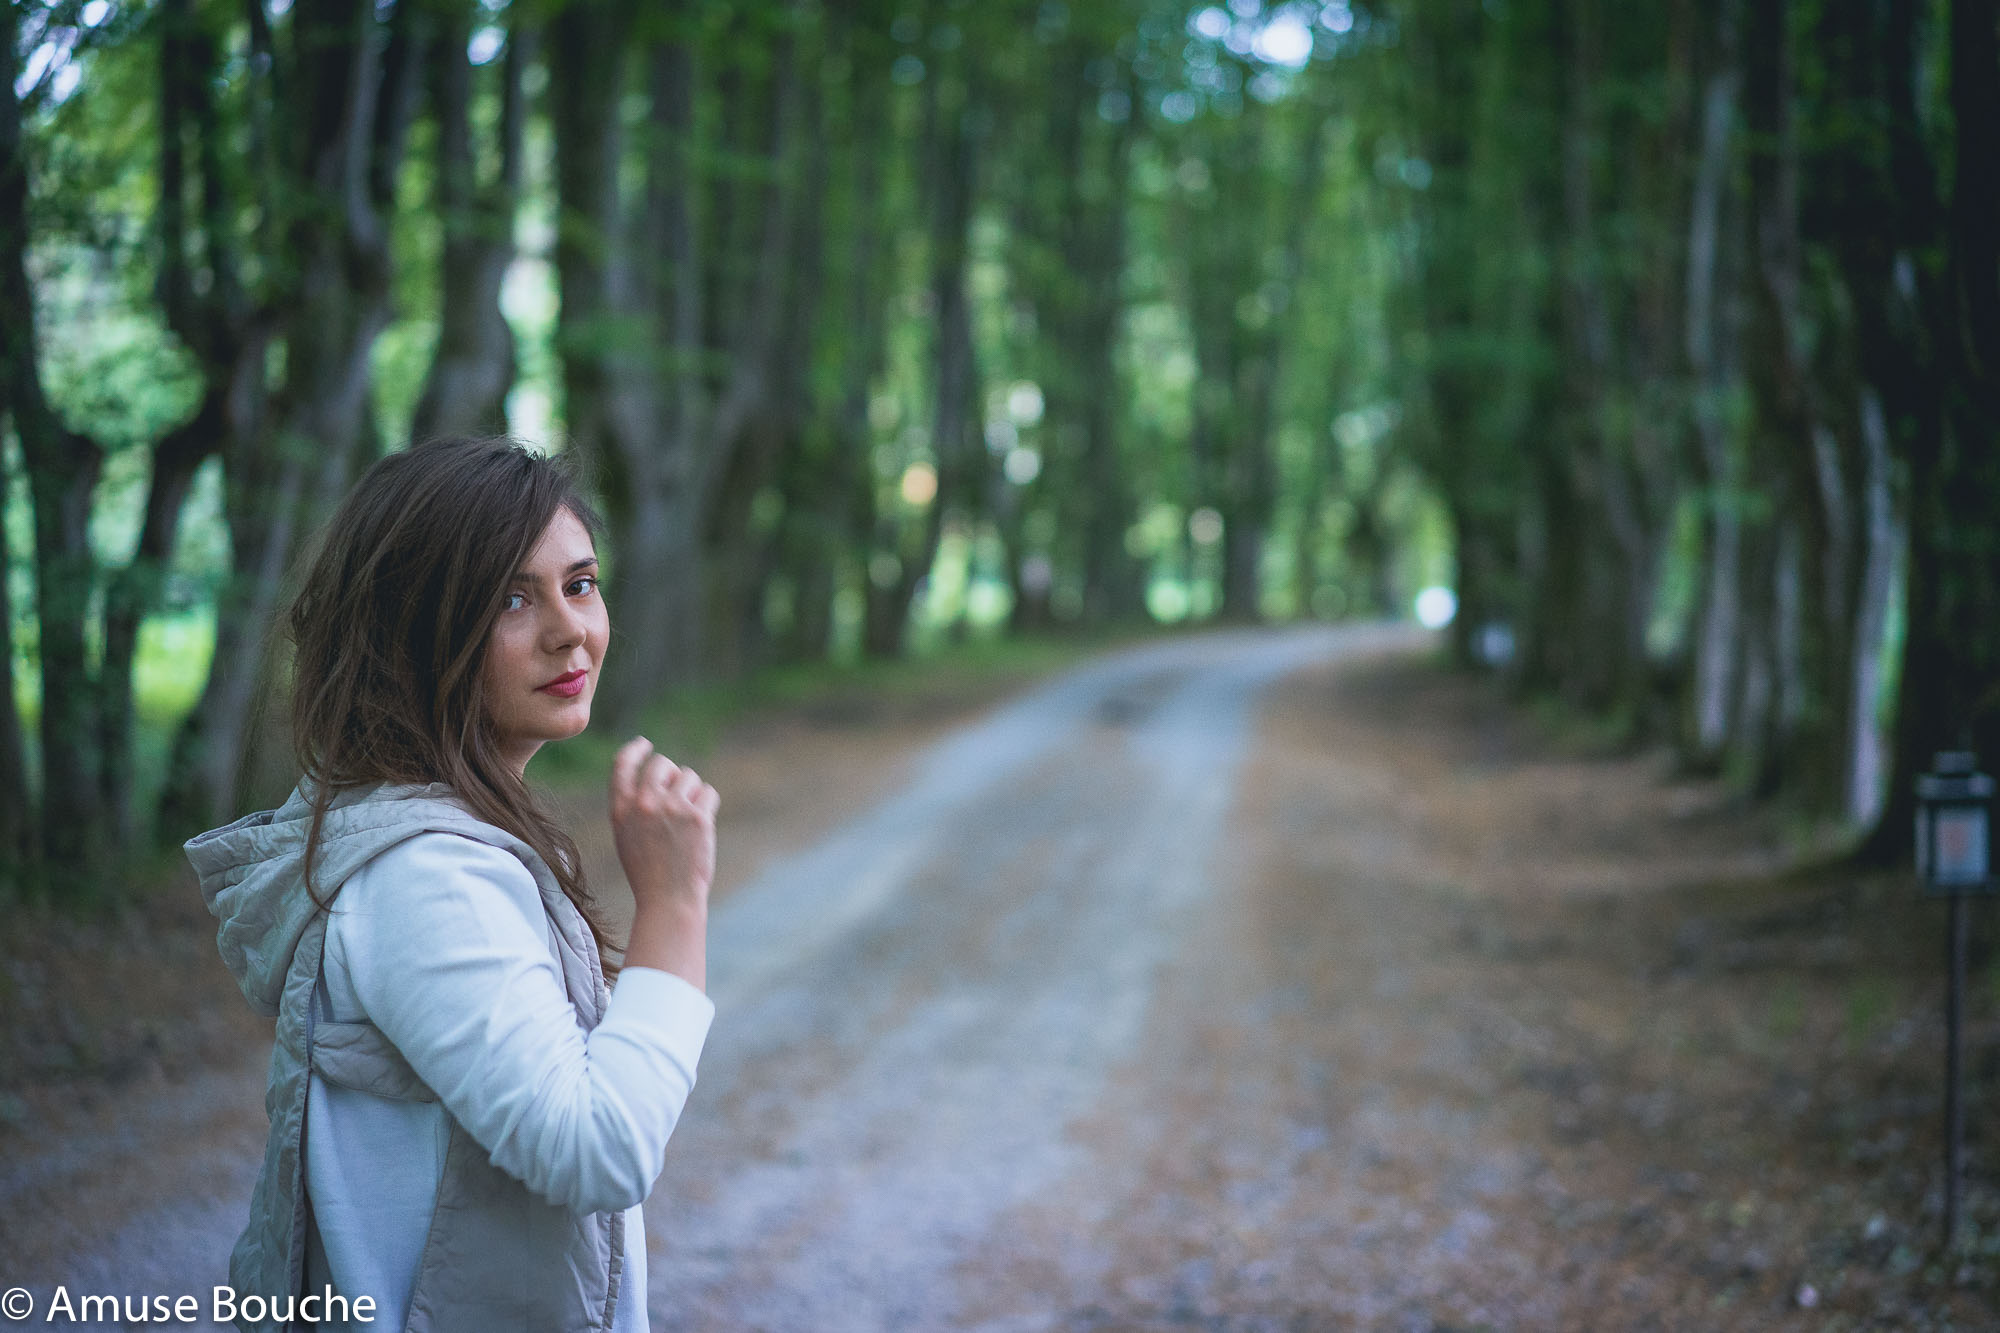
[611,736,719,908]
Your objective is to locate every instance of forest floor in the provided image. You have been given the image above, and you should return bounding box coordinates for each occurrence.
[0,626,1995,1330]
[1026,646,1997,1330]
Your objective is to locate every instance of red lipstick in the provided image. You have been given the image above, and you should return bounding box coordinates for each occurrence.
[538,669,588,698]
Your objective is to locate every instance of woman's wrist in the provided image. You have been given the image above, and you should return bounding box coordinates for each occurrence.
[625,891,708,990]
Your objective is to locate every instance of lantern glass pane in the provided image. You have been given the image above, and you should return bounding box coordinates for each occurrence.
[1934,807,1989,886]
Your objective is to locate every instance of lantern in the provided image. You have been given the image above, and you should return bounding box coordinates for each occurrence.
[1914,751,1993,894]
[1914,750,1995,1249]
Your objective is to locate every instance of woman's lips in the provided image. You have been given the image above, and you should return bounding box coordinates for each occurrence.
[539,669,588,698]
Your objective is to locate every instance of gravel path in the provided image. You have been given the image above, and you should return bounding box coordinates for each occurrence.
[649,625,1402,1330]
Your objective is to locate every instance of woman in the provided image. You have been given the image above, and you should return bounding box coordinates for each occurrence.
[186,438,717,1333]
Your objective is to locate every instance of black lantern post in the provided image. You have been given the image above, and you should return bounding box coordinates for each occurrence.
[1915,750,1995,1248]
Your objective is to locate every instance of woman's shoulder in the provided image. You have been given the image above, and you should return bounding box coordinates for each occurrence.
[337,829,543,920]
[323,831,563,1024]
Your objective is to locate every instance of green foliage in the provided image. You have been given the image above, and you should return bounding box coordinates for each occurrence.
[4,436,36,722]
[35,247,203,465]
[374,121,446,449]
[4,0,1486,902]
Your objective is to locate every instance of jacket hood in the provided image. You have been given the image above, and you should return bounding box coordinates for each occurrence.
[185,781,475,1017]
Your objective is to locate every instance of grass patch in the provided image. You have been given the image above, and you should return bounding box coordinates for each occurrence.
[1522,688,1643,757]
[1766,977,1806,1039]
[1845,975,1897,1048]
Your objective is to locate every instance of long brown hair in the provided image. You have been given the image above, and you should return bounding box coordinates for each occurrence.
[287,437,619,970]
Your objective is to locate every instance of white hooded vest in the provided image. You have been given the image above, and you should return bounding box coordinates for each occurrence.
[187,781,635,1332]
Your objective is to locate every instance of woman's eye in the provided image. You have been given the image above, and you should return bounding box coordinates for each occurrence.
[502,591,527,612]
[568,575,598,598]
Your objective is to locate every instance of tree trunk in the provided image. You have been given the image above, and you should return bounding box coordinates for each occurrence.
[0,1,105,881]
[1744,0,1866,815]
[0,444,26,872]
[412,6,526,440]
[1683,8,1741,767]
[1077,68,1142,624]
[151,0,268,842]
[1878,0,2000,846]
[166,0,425,827]
[875,37,981,657]
[1557,0,1649,720]
[714,31,827,677]
[1219,108,1323,625]
[1519,447,1586,697]
[1730,508,1783,795]
[703,416,781,679]
[1850,0,1949,862]
[549,0,672,716]
[556,7,800,720]
[97,410,219,847]
[1843,387,1898,824]
[803,16,894,661]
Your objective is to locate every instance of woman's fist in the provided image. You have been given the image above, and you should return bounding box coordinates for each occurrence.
[610,736,719,907]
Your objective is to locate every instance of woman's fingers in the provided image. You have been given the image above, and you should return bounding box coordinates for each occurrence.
[612,736,654,797]
[614,740,714,818]
[610,740,718,906]
[640,753,680,796]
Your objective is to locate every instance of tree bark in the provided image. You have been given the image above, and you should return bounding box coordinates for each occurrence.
[868,27,980,658]
[743,42,834,669]
[1742,0,1843,809]
[1876,0,2000,851]
[1844,386,1897,823]
[412,5,527,440]
[1076,66,1144,625]
[549,0,670,706]
[554,3,802,717]
[0,439,25,871]
[793,14,893,661]
[710,20,831,677]
[0,489,24,874]
[1557,0,1659,720]
[0,0,105,880]
[151,0,270,843]
[1683,2,1741,767]
[1183,102,1324,626]
[1853,0,1950,863]
[1730,506,1783,796]
[169,0,428,826]
[97,409,219,847]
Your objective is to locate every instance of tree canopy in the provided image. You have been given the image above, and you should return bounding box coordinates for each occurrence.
[3,0,1995,897]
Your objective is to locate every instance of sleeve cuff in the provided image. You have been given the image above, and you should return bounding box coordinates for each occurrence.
[604,965,716,1074]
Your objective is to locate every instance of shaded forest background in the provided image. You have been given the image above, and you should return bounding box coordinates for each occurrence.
[1,0,1995,899]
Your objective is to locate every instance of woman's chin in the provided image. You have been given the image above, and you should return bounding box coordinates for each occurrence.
[535,697,592,740]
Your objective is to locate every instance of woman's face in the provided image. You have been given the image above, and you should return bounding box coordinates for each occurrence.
[484,506,609,774]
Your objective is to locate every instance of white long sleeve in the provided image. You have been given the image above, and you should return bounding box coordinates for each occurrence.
[328,831,713,1213]
[303,830,713,1328]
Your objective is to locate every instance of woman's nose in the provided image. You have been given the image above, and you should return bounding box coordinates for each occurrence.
[542,595,585,650]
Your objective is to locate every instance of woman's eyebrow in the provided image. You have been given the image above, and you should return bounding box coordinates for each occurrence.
[513,556,599,581]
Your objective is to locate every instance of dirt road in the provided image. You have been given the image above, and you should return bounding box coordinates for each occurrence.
[649,626,1407,1331]
[3,625,1983,1329]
